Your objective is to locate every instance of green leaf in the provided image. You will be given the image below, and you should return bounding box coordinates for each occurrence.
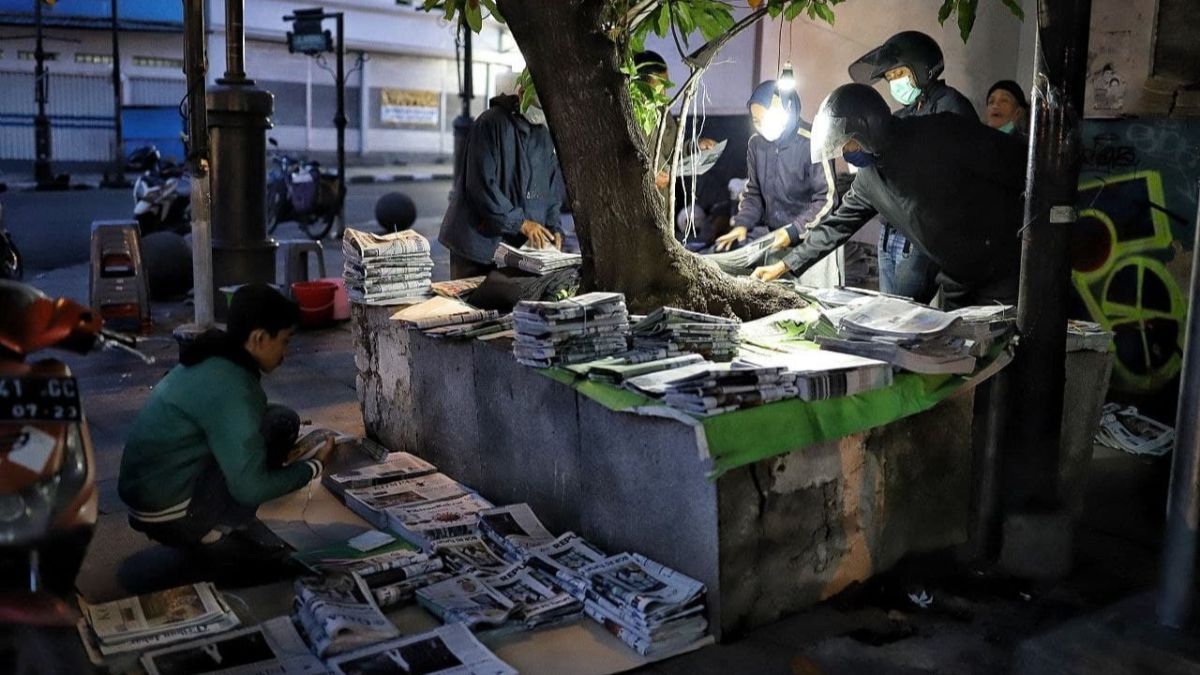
[444,0,457,22]
[675,3,695,41]
[465,2,483,32]
[768,3,784,18]
[1000,0,1024,20]
[956,0,977,42]
[655,4,671,37]
[784,1,805,21]
[422,0,440,11]
[813,2,835,24]
[936,0,953,25]
[479,0,503,22]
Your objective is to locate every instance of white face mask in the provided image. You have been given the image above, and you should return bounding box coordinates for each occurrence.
[524,105,547,126]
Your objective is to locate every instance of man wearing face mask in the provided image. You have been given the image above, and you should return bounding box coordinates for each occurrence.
[751,84,1025,310]
[848,31,976,303]
[439,85,563,279]
[713,80,840,287]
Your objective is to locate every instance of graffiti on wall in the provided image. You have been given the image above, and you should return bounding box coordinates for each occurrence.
[1073,119,1200,399]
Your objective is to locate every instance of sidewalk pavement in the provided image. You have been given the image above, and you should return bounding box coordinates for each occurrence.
[1,163,453,191]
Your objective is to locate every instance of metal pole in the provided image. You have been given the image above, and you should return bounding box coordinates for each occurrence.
[183,0,213,328]
[451,16,473,185]
[107,0,126,187]
[33,0,53,187]
[1000,0,1092,513]
[1157,181,1200,628]
[334,12,346,238]
[224,0,245,81]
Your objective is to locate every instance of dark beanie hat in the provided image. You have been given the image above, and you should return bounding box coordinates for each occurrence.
[987,80,1028,109]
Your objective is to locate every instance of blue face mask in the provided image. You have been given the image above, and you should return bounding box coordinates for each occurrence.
[998,121,1016,134]
[889,77,922,106]
[843,150,876,167]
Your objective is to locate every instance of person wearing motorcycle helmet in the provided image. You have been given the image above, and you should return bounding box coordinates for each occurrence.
[849,31,977,304]
[751,83,1026,309]
[713,80,841,287]
[119,285,336,559]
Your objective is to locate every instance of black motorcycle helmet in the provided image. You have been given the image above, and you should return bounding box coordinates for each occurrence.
[810,83,893,163]
[848,31,945,88]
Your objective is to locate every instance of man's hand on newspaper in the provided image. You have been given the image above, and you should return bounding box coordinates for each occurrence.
[714,226,747,252]
[751,261,789,282]
[521,220,554,249]
[553,231,564,250]
[770,229,793,251]
[654,170,670,190]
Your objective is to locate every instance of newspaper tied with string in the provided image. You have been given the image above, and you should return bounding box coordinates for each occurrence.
[343,228,434,305]
[513,292,630,367]
[77,583,241,661]
[1096,403,1174,457]
[327,623,516,675]
[293,573,401,658]
[493,242,581,275]
[630,307,741,362]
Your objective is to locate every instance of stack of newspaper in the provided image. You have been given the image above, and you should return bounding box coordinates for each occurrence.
[140,617,325,675]
[562,553,708,657]
[815,296,978,375]
[736,345,894,402]
[513,292,630,367]
[78,583,240,660]
[630,307,741,362]
[340,472,491,550]
[945,304,1017,356]
[328,623,516,675]
[494,242,581,275]
[293,574,401,658]
[478,504,558,560]
[322,451,437,500]
[391,296,499,332]
[417,563,583,633]
[583,353,707,385]
[295,537,452,610]
[423,314,514,341]
[661,363,797,415]
[1067,319,1114,352]
[343,228,434,305]
[1096,403,1174,457]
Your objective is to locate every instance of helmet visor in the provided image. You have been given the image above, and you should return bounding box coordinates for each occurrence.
[810,110,853,164]
[848,44,896,84]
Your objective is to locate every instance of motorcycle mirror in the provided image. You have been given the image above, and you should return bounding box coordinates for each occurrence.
[269,138,279,147]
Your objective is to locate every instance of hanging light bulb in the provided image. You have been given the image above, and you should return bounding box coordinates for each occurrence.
[777,61,796,92]
[759,94,788,141]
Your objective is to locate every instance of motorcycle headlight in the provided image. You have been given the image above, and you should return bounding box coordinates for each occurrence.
[0,424,88,547]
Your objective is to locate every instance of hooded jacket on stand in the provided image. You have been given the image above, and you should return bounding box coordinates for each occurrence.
[439,94,564,265]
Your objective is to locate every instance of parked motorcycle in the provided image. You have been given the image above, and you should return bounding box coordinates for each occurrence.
[0,281,150,672]
[0,185,22,281]
[266,138,341,240]
[132,146,191,236]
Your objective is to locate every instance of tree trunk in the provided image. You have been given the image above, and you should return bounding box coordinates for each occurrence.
[497,0,797,317]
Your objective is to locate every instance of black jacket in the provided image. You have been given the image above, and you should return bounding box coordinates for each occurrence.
[782,113,1025,290]
[896,79,976,119]
[734,123,837,237]
[439,95,563,264]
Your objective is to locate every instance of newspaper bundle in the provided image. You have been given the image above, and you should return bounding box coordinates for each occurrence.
[945,304,1017,356]
[78,582,240,659]
[327,623,516,675]
[433,534,515,575]
[630,307,741,363]
[390,296,499,332]
[493,242,582,275]
[293,574,400,658]
[1096,403,1174,457]
[581,353,706,385]
[477,503,557,560]
[565,553,708,657]
[661,363,797,416]
[417,564,582,632]
[343,228,435,305]
[525,533,609,587]
[322,451,437,498]
[736,344,894,402]
[513,292,630,367]
[140,616,324,675]
[814,296,978,375]
[1066,319,1114,352]
[422,313,514,340]
[385,492,495,550]
[342,472,469,529]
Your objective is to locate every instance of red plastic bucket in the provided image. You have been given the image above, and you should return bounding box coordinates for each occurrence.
[292,280,337,327]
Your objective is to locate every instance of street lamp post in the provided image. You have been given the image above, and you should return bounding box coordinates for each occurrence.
[33,0,54,187]
[104,0,128,188]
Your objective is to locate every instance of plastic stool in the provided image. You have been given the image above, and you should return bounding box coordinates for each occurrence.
[89,220,151,334]
[277,240,327,297]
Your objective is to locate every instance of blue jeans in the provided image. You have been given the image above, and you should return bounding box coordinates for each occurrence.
[878,224,940,303]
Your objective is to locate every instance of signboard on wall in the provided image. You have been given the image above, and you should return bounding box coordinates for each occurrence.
[380,89,439,127]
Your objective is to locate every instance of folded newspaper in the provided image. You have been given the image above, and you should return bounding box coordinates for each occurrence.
[1066,319,1114,352]
[327,623,516,675]
[391,296,499,331]
[417,564,582,633]
[322,451,437,498]
[140,616,324,675]
[78,582,240,659]
[674,139,727,177]
[478,503,557,560]
[433,534,515,575]
[630,307,741,363]
[513,292,631,367]
[293,574,400,658]
[493,242,581,275]
[736,345,894,402]
[343,228,435,305]
[386,492,495,551]
[812,296,979,375]
[342,472,470,529]
[525,533,609,587]
[1096,403,1174,457]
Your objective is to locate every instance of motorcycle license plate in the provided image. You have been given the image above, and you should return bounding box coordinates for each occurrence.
[0,377,81,421]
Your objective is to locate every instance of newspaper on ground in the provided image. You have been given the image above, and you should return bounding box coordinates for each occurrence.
[323,451,438,498]
[292,536,422,575]
[417,565,582,633]
[630,307,741,363]
[513,292,630,367]
[342,472,469,529]
[493,242,582,275]
[78,582,241,658]
[1066,319,1114,352]
[327,623,516,675]
[525,533,609,587]
[1096,403,1174,457]
[391,296,499,331]
[293,574,401,658]
[483,564,583,630]
[292,427,390,465]
[386,492,495,550]
[415,573,518,632]
[478,503,556,560]
[140,616,325,675]
[433,535,515,575]
[343,229,435,305]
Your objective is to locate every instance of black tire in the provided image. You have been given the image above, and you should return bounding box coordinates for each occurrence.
[301,210,335,240]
